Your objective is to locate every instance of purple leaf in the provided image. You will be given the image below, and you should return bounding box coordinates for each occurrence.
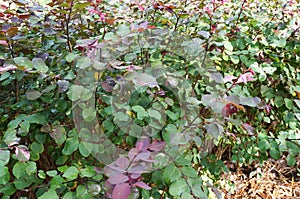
[242,123,255,135]
[105,180,114,195]
[128,164,148,174]
[128,148,139,161]
[130,173,141,179]
[104,165,125,177]
[112,183,130,199]
[210,73,223,83]
[236,69,256,84]
[116,157,130,169]
[135,137,150,151]
[134,151,150,162]
[133,181,151,190]
[142,156,158,163]
[149,141,165,152]
[223,75,236,83]
[108,174,129,184]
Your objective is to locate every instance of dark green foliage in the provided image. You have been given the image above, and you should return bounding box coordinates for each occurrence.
[0,0,299,198]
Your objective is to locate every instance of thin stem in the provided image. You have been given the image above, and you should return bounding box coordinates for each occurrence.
[234,0,246,29]
[7,38,19,103]
[66,0,74,53]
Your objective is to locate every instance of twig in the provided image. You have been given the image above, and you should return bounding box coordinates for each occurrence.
[234,0,246,29]
[66,0,74,53]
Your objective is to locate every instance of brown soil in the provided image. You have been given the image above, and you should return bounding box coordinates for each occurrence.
[220,156,300,199]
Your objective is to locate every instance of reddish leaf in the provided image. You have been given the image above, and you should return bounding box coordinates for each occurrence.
[128,148,139,161]
[130,173,141,179]
[112,183,130,199]
[128,164,148,174]
[133,181,151,190]
[242,123,255,135]
[135,137,150,151]
[149,141,165,152]
[108,174,129,184]
[116,157,129,169]
[104,165,125,177]
[221,103,237,117]
[134,151,150,161]
[264,104,272,114]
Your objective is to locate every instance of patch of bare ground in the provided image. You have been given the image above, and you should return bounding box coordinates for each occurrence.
[220,156,300,199]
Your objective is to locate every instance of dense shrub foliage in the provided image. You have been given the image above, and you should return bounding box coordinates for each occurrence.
[0,0,299,198]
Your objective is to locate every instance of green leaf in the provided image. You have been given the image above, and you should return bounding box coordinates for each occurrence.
[169,179,189,196]
[236,39,245,50]
[0,72,10,81]
[80,167,96,178]
[0,149,10,165]
[20,120,30,134]
[181,166,197,178]
[26,90,41,100]
[79,142,91,157]
[32,58,48,73]
[102,120,114,132]
[0,166,10,185]
[25,161,37,175]
[66,53,78,63]
[82,107,96,122]
[270,148,280,160]
[63,166,79,181]
[230,55,239,64]
[270,38,286,48]
[206,123,223,139]
[62,137,79,155]
[38,170,46,179]
[113,111,129,122]
[14,57,33,70]
[0,183,16,196]
[128,123,142,137]
[38,189,59,199]
[63,192,77,199]
[132,105,148,120]
[76,185,94,199]
[294,100,300,109]
[116,24,130,36]
[223,40,233,51]
[27,113,47,124]
[51,125,66,145]
[287,154,296,166]
[148,109,161,120]
[163,165,181,184]
[13,162,27,178]
[192,184,208,198]
[76,57,92,69]
[46,170,58,177]
[30,142,44,154]
[49,175,63,189]
[13,178,32,189]
[67,85,92,101]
